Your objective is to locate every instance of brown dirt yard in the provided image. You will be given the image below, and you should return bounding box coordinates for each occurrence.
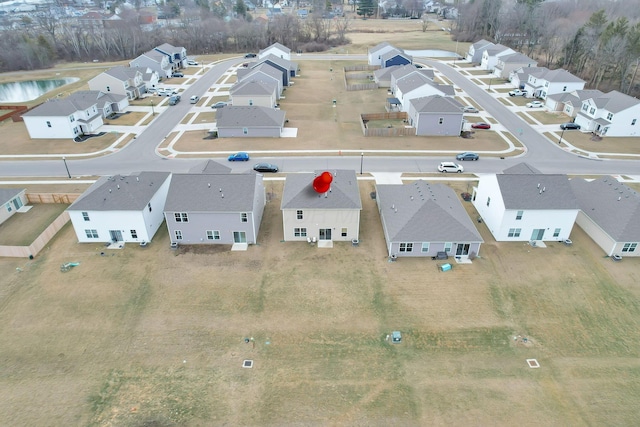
[1,179,640,426]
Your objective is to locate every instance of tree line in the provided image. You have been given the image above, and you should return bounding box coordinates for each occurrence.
[455,0,640,95]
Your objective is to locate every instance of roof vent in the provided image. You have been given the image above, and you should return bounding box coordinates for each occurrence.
[410,196,414,200]
[539,189,542,194]
[136,177,139,182]
[221,193,224,198]
[109,189,112,193]
[542,187,545,192]
[208,183,210,188]
[219,188,222,192]
[117,184,120,189]
[537,183,540,188]
[618,197,621,201]
[391,204,395,209]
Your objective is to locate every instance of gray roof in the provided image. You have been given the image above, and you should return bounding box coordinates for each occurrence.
[391,64,434,82]
[230,79,277,96]
[589,90,640,113]
[257,54,298,72]
[484,44,512,56]
[380,49,412,63]
[156,43,185,55]
[529,68,584,83]
[188,160,232,174]
[570,176,640,241]
[104,66,140,81]
[239,63,283,82]
[216,106,285,128]
[23,90,123,117]
[498,52,536,64]
[164,173,260,212]
[281,169,362,210]
[411,95,464,113]
[375,65,402,81]
[369,42,394,55]
[514,66,546,80]
[0,188,24,204]
[502,162,542,175]
[397,73,437,93]
[496,173,579,210]
[471,39,494,50]
[259,42,290,55]
[376,181,483,242]
[68,171,170,211]
[547,89,603,105]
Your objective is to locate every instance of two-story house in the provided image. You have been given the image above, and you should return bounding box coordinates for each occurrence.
[154,43,188,71]
[258,42,291,61]
[237,63,284,97]
[393,74,454,112]
[130,50,172,79]
[407,95,464,136]
[472,163,579,242]
[88,66,146,100]
[480,44,515,71]
[230,79,278,108]
[368,42,399,66]
[573,90,640,136]
[465,39,494,64]
[523,68,585,99]
[281,170,362,246]
[493,52,537,79]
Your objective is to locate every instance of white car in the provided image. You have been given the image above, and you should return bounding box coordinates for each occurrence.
[187,60,198,66]
[526,101,544,108]
[438,162,464,173]
[190,95,200,104]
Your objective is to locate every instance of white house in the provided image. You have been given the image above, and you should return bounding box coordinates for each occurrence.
[407,95,464,136]
[573,90,640,137]
[509,66,545,90]
[67,171,171,244]
[281,169,361,245]
[493,52,537,79]
[154,43,188,70]
[389,64,434,90]
[546,89,603,117]
[0,188,27,226]
[480,44,515,71]
[88,66,145,100]
[523,68,585,99]
[466,39,494,64]
[22,91,127,139]
[368,42,399,66]
[393,73,454,112]
[258,42,291,61]
[130,50,172,78]
[570,176,640,257]
[472,163,579,242]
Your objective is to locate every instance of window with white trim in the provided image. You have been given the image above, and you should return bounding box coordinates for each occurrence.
[438,117,444,124]
[85,229,98,238]
[294,227,307,237]
[622,243,637,253]
[82,211,90,221]
[296,210,303,220]
[421,242,429,252]
[131,230,137,239]
[607,112,613,120]
[632,119,637,126]
[46,121,52,127]
[399,243,413,252]
[444,242,452,252]
[486,197,491,207]
[241,213,248,222]
[516,210,523,220]
[207,230,220,240]
[341,228,347,237]
[553,228,561,238]
[174,212,188,222]
[508,228,521,237]
[175,230,183,240]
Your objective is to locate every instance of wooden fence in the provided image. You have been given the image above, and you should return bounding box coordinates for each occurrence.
[0,105,27,122]
[27,193,80,204]
[344,65,379,91]
[0,211,70,258]
[360,112,416,137]
[344,65,379,72]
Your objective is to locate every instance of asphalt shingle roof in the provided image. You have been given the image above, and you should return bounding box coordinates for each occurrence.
[376,181,483,242]
[588,90,640,113]
[22,91,124,117]
[68,171,170,211]
[570,176,640,241]
[411,95,464,113]
[104,66,139,81]
[281,170,362,210]
[216,106,285,128]
[0,188,23,204]
[230,79,277,96]
[497,173,578,210]
[164,174,259,212]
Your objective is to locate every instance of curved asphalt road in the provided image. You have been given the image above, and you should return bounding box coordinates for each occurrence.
[1,55,639,178]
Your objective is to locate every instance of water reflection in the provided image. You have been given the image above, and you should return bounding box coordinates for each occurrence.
[0,78,79,103]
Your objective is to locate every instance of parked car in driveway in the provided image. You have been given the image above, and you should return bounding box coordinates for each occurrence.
[253,163,279,173]
[471,122,491,129]
[509,89,527,96]
[438,162,464,173]
[526,101,544,108]
[228,152,250,161]
[211,101,227,109]
[463,106,479,113]
[171,72,184,78]
[560,122,581,130]
[456,152,479,161]
[187,60,198,65]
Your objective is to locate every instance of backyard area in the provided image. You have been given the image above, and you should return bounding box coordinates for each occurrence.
[0,179,639,426]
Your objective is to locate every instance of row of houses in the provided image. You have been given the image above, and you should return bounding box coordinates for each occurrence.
[5,161,637,259]
[21,43,186,140]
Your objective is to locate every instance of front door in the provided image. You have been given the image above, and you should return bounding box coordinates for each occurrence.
[319,229,332,240]
[12,197,23,210]
[233,231,247,243]
[109,230,123,242]
[531,229,545,241]
[456,243,470,256]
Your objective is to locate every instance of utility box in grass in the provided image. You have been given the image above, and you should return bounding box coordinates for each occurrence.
[391,331,402,343]
[440,263,452,272]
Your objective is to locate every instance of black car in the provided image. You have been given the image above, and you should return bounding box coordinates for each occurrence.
[560,122,581,130]
[253,163,279,173]
[171,72,184,78]
[244,53,257,58]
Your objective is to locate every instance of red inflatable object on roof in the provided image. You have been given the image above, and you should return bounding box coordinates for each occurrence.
[313,171,333,193]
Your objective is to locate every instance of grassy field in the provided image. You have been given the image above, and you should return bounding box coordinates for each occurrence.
[1,180,640,426]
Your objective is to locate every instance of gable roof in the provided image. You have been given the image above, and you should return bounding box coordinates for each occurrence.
[496,172,578,210]
[164,173,260,212]
[22,90,124,117]
[103,66,140,81]
[0,188,24,204]
[397,74,454,96]
[570,176,640,241]
[281,169,362,210]
[188,160,232,174]
[484,44,512,56]
[216,105,285,128]
[68,171,170,211]
[377,181,483,242]
[380,49,412,63]
[369,42,395,55]
[588,90,640,113]
[502,162,542,175]
[256,54,298,72]
[155,43,184,55]
[259,42,290,55]
[529,68,584,83]
[239,62,283,82]
[230,79,277,96]
[410,95,464,113]
[471,39,494,50]
[547,89,603,105]
[498,52,536,64]
[391,64,434,82]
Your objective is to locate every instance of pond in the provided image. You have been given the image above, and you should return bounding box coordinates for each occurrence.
[0,77,79,103]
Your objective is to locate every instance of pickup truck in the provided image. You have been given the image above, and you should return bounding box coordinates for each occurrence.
[509,89,527,97]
